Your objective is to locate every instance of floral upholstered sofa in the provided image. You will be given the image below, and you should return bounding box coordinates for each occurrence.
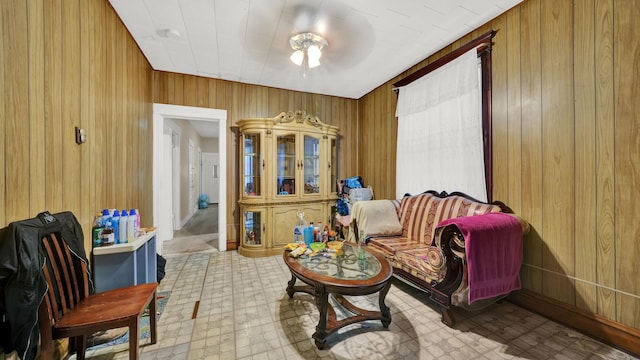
[349,190,529,326]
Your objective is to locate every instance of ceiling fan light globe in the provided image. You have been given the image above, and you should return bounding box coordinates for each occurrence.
[308,56,321,69]
[308,45,322,60]
[290,50,304,66]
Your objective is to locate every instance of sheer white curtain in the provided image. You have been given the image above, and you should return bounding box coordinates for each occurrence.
[395,48,486,201]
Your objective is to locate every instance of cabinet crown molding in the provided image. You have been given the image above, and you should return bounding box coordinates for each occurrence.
[274,111,337,132]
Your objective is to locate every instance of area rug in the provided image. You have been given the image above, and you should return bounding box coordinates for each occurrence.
[87,291,170,350]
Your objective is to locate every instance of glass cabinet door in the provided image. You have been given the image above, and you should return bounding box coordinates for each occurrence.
[243,133,262,197]
[276,133,297,196]
[243,210,263,246]
[303,134,321,194]
[329,137,338,194]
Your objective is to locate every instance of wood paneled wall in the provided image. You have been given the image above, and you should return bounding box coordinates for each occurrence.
[152,73,359,246]
[0,0,153,250]
[3,0,639,337]
[359,0,640,330]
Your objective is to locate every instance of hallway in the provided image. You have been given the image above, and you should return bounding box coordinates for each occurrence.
[162,204,219,255]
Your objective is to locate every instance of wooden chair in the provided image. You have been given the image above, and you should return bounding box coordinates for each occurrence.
[38,231,158,360]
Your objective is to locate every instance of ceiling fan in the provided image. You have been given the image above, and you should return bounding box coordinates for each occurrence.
[243,0,374,75]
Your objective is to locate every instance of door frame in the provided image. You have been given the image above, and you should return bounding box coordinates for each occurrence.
[164,119,182,231]
[158,129,177,243]
[153,104,227,252]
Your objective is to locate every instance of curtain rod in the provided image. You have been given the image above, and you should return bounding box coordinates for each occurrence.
[392,29,497,91]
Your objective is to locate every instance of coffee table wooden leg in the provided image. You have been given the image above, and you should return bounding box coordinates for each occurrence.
[379,280,392,328]
[312,283,329,349]
[286,273,297,298]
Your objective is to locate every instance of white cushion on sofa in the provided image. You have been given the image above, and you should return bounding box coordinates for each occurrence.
[348,200,403,242]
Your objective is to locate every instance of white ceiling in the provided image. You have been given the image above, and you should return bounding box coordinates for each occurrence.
[109,0,521,100]
[189,119,218,138]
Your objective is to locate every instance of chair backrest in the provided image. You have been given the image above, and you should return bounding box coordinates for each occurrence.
[40,232,90,327]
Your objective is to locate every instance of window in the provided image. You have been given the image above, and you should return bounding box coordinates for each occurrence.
[393,31,495,201]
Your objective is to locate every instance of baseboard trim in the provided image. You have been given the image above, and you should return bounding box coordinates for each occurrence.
[508,289,640,357]
[226,239,238,251]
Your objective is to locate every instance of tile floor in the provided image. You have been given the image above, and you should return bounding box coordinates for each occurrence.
[81,250,639,360]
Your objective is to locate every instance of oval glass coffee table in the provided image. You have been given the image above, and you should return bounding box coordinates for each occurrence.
[283,242,393,349]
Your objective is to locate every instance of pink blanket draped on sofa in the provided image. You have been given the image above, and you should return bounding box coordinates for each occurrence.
[437,212,523,304]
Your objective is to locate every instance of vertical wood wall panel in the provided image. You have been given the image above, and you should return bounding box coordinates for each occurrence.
[506,7,522,215]
[183,75,198,107]
[0,0,6,226]
[142,57,154,221]
[614,0,640,328]
[166,72,176,104]
[490,15,509,204]
[573,0,598,314]
[540,0,575,303]
[61,0,81,216]
[79,0,94,227]
[174,75,184,105]
[28,0,46,215]
[115,23,126,204]
[4,1,30,221]
[197,77,209,108]
[595,0,616,320]
[519,0,544,293]
[101,1,115,207]
[129,40,138,207]
[94,0,108,210]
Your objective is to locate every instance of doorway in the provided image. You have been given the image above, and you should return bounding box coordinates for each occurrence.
[153,104,227,254]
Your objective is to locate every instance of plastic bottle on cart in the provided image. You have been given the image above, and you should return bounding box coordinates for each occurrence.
[100,209,111,227]
[294,211,307,244]
[111,210,121,244]
[119,209,128,243]
[135,209,141,230]
[92,213,104,248]
[128,209,138,242]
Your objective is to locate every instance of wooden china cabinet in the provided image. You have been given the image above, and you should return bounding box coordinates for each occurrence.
[236,111,339,257]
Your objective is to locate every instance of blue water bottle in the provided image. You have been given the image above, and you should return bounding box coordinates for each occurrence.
[100,208,111,227]
[303,225,314,246]
[111,210,121,244]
